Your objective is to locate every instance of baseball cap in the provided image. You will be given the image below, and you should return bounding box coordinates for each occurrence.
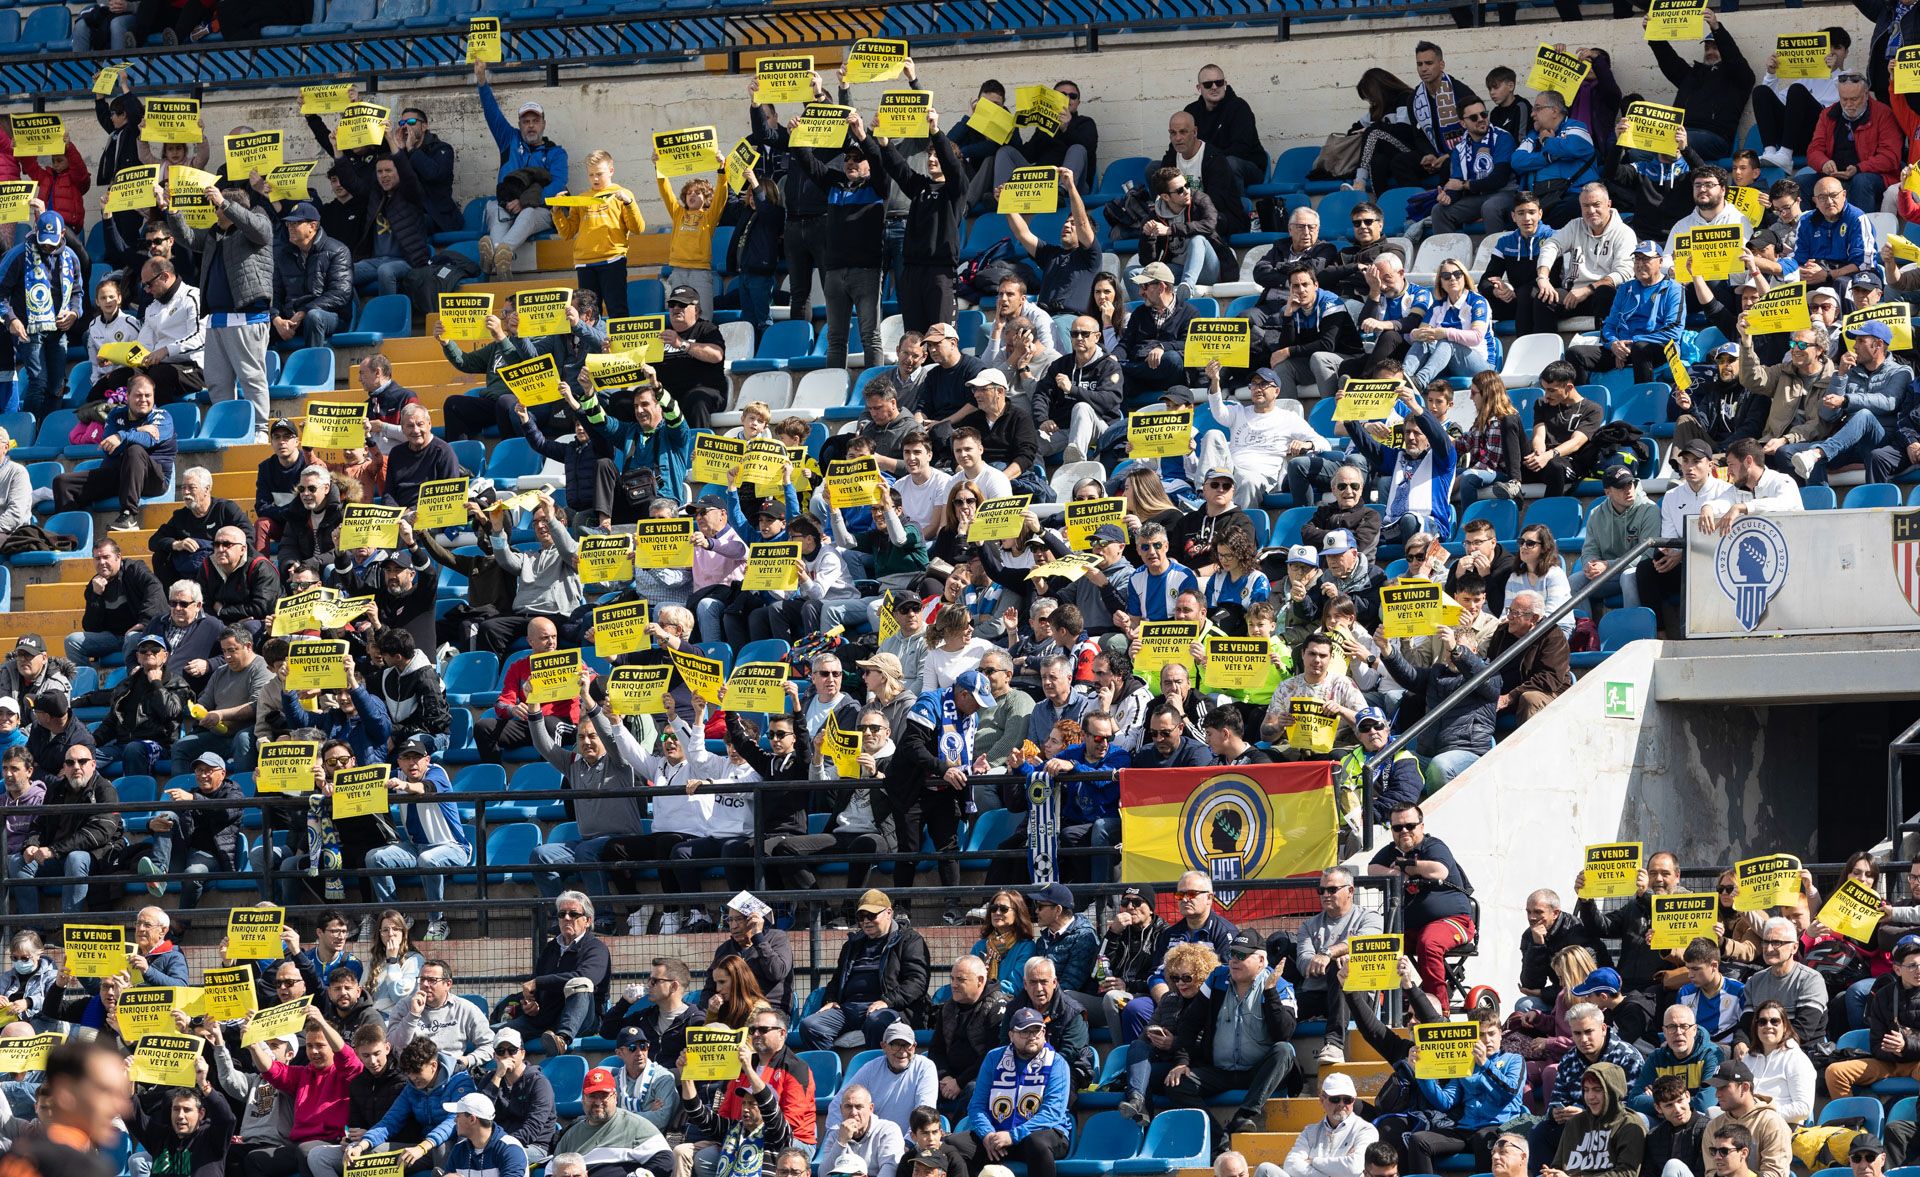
[1090,523,1127,546]
[1009,1007,1046,1032]
[0,698,18,715]
[518,100,545,117]
[1286,544,1319,567]
[385,547,419,573]
[494,1027,524,1050]
[967,368,1010,389]
[1571,966,1623,996]
[1320,1071,1357,1098]
[12,635,44,656]
[667,284,701,306]
[1137,261,1177,286]
[1203,466,1236,485]
[1711,343,1740,359]
[31,211,62,247]
[1225,932,1262,957]
[1852,1137,1887,1159]
[31,691,67,718]
[1709,1058,1755,1086]
[444,1093,495,1119]
[1675,438,1715,460]
[882,1020,916,1044]
[397,735,434,758]
[268,417,298,438]
[1354,706,1389,731]
[953,669,995,712]
[1027,882,1074,910]
[1836,67,1869,83]
[135,633,170,652]
[856,652,905,684]
[1319,529,1356,559]
[1252,366,1281,386]
[583,1067,617,1094]
[1848,320,1894,343]
[905,1148,952,1173]
[283,202,320,224]
[1852,271,1886,290]
[1601,465,1638,489]
[1894,934,1920,962]
[1630,240,1663,258]
[857,888,892,915]
[615,1025,649,1051]
[830,1157,869,1176]
[193,751,225,770]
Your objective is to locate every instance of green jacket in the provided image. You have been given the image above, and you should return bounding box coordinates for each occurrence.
[1579,491,1660,567]
[442,334,539,398]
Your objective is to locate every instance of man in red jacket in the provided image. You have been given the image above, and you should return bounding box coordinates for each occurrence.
[475,616,582,759]
[1797,68,1902,213]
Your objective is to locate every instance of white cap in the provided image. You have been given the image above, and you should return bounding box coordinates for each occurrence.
[494,1027,523,1049]
[517,101,544,118]
[445,1092,496,1119]
[0,696,19,714]
[966,368,1009,388]
[1320,1071,1357,1098]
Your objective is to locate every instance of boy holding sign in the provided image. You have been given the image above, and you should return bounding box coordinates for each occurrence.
[553,149,646,318]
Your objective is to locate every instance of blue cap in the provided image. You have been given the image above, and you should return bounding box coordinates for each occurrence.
[32,210,62,247]
[953,669,994,712]
[1252,367,1282,386]
[283,201,321,224]
[1320,529,1356,559]
[1089,523,1126,545]
[1630,240,1663,258]
[1711,343,1739,359]
[1571,966,1623,996]
[134,632,170,652]
[1848,320,1894,343]
[1027,882,1075,910]
[1354,706,1389,730]
[1009,1007,1046,1031]
[616,1025,648,1050]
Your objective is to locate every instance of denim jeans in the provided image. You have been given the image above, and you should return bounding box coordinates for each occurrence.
[532,834,616,899]
[65,629,131,666]
[1451,466,1499,508]
[1792,167,1886,215]
[173,728,258,775]
[15,331,68,417]
[797,999,904,1050]
[1405,338,1492,386]
[98,740,163,777]
[353,257,412,297]
[6,848,98,913]
[296,307,340,350]
[366,840,472,918]
[504,988,596,1043]
[738,272,776,341]
[1284,451,1371,511]
[149,836,219,909]
[1423,749,1481,791]
[1568,561,1642,609]
[1784,408,1888,482]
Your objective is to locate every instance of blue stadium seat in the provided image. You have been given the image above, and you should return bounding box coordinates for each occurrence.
[1056,1112,1145,1176]
[1820,1095,1885,1135]
[449,763,507,821]
[799,1049,840,1118]
[1460,498,1519,543]
[963,807,1021,871]
[444,651,501,706]
[1249,145,1326,198]
[15,409,78,462]
[10,510,89,567]
[16,5,69,48]
[332,294,412,347]
[482,822,543,885]
[629,278,666,315]
[1089,156,1150,207]
[961,213,1011,260]
[1315,191,1367,241]
[451,439,486,472]
[1271,505,1317,548]
[1845,483,1901,509]
[1569,608,1656,670]
[1525,496,1586,545]
[1079,1047,1128,1110]
[731,321,814,374]
[542,1054,587,1116]
[485,437,545,481]
[1113,1108,1211,1173]
[497,762,567,822]
[269,348,336,398]
[1801,485,1837,510]
[178,400,259,453]
[434,198,489,246]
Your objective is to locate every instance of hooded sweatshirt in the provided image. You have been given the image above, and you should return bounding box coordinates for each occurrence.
[1553,1062,1645,1177]
[377,649,452,748]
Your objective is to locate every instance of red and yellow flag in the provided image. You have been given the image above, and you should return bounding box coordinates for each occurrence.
[1119,762,1339,920]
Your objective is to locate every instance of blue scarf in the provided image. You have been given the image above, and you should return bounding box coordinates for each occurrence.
[22,247,59,334]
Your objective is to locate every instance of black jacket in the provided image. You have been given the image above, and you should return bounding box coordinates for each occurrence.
[272,227,355,318]
[1015,115,1099,191]
[81,559,165,636]
[1035,350,1124,427]
[879,133,969,269]
[171,779,245,870]
[96,668,192,747]
[725,710,813,837]
[27,775,122,858]
[1118,300,1200,393]
[1381,643,1497,759]
[128,1078,234,1177]
[197,554,282,623]
[1579,893,1664,990]
[600,998,705,1066]
[1157,144,1252,241]
[393,134,460,235]
[1515,910,1607,1007]
[350,1060,409,1130]
[360,153,435,268]
[929,987,1008,1083]
[1199,974,1298,1066]
[1650,27,1754,142]
[480,1066,558,1151]
[794,137,891,271]
[710,927,797,1013]
[1250,299,1361,364]
[150,499,250,583]
[283,487,345,570]
[1183,87,1268,172]
[821,923,932,1020]
[377,652,452,747]
[531,931,611,1007]
[27,722,96,789]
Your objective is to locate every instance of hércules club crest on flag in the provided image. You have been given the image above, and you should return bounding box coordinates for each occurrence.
[1894,509,1920,617]
[1119,762,1338,920]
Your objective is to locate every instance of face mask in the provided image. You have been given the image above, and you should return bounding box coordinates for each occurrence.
[12,959,35,975]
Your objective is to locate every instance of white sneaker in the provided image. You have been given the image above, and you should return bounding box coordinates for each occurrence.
[1790,447,1822,482]
[1317,1042,1346,1066]
[657,910,681,936]
[1759,146,1794,171]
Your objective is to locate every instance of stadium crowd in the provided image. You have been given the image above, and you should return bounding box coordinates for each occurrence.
[0,6,1917,1177]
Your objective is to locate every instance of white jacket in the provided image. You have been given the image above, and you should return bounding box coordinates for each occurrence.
[1283,1114,1380,1177]
[138,280,206,368]
[1746,1039,1816,1125]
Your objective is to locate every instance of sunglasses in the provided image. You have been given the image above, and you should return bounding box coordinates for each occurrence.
[1708,1148,1741,1157]
[1166,973,1196,984]
[1787,340,1813,351]
[1352,217,1381,226]
[1333,481,1363,491]
[1327,1095,1356,1105]
[1390,822,1421,832]
[64,757,92,766]
[1175,888,1211,898]
[1755,1016,1784,1025]
[1318,885,1349,895]
[749,1025,781,1034]
[1200,79,1226,88]
[1518,538,1542,547]
[1206,480,1233,490]
[988,904,1012,914]
[1357,722,1387,734]
[1463,111,1488,121]
[1070,329,1097,338]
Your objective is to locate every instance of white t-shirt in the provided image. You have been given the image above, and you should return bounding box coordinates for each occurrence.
[896,468,954,533]
[1176,143,1206,188]
[958,463,1013,502]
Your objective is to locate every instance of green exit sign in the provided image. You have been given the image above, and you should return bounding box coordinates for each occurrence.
[1603,681,1636,719]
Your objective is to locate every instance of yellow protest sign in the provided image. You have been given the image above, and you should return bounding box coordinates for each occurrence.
[877,590,901,643]
[740,437,788,489]
[142,97,202,143]
[1578,843,1644,899]
[585,351,651,393]
[968,98,1016,145]
[1819,878,1887,943]
[826,457,885,509]
[1734,852,1803,912]
[201,965,259,1022]
[98,340,150,369]
[1892,231,1920,266]
[997,165,1059,215]
[10,114,64,157]
[1200,636,1273,693]
[1014,85,1069,134]
[242,996,312,1046]
[92,63,130,97]
[1344,934,1404,991]
[271,588,336,637]
[607,314,666,363]
[413,478,471,532]
[1650,892,1719,950]
[1664,341,1692,391]
[682,1025,749,1081]
[118,987,185,1042]
[754,55,815,104]
[267,161,318,204]
[0,1032,62,1072]
[1682,224,1745,279]
[336,103,389,152]
[1134,621,1201,677]
[287,639,350,691]
[227,907,285,960]
[1127,408,1193,458]
[726,138,760,193]
[301,84,352,115]
[223,130,283,181]
[966,495,1032,542]
[875,90,931,139]
[430,295,495,347]
[593,600,652,658]
[526,649,584,706]
[1064,497,1126,550]
[1616,102,1682,156]
[302,401,366,451]
[1335,377,1403,422]
[1527,45,1591,102]
[1846,302,1915,350]
[167,164,217,229]
[345,1154,406,1177]
[655,126,723,178]
[64,926,128,978]
[1746,282,1811,335]
[743,541,801,591]
[1286,696,1337,754]
[1413,1021,1480,1079]
[821,713,862,777]
[1775,33,1832,80]
[725,662,790,712]
[467,15,502,62]
[1381,580,1443,638]
[515,287,572,337]
[1184,318,1251,368]
[1031,552,1100,583]
[340,503,403,550]
[578,534,636,585]
[254,740,318,794]
[105,164,159,214]
[0,180,37,225]
[844,38,909,83]
[634,518,695,568]
[1644,0,1707,39]
[791,103,852,150]
[607,664,673,715]
[1727,185,1766,226]
[130,1033,202,1087]
[500,352,562,406]
[331,764,391,821]
[669,645,726,706]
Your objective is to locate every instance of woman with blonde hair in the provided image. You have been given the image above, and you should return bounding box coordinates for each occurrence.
[657,165,726,315]
[1452,370,1527,507]
[921,603,994,691]
[1120,466,1184,554]
[1501,943,1593,1104]
[1118,940,1221,1124]
[555,148,647,316]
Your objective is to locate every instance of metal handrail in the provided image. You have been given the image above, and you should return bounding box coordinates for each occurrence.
[1887,714,1920,846]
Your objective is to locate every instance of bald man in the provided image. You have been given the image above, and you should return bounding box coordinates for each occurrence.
[1160,111,1251,239]
[195,524,281,635]
[478,616,580,759]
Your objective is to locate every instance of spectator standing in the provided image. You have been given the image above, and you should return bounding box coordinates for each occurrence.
[554,150,646,318]
[474,61,570,277]
[168,182,274,440]
[0,211,80,416]
[1649,12,1754,159]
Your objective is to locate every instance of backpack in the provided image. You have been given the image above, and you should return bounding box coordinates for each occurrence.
[401,248,483,320]
[957,237,1032,298]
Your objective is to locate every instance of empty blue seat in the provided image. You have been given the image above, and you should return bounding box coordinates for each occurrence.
[485,437,545,481]
[1461,498,1519,542]
[1569,607,1657,670]
[15,409,78,462]
[1526,496,1586,545]
[178,399,259,453]
[731,320,814,374]
[542,1053,587,1115]
[444,651,501,706]
[270,347,335,398]
[332,294,412,347]
[1845,483,1902,509]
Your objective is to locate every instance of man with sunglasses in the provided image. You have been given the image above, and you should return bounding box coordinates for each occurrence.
[1294,868,1380,1066]
[387,106,460,236]
[1036,314,1123,466]
[12,734,121,916]
[475,1028,558,1164]
[1367,803,1474,1005]
[1281,1071,1377,1177]
[948,1007,1074,1177]
[799,887,930,1051]
[609,1026,677,1131]
[1700,1066,1788,1177]
[389,959,496,1071]
[1183,66,1267,190]
[1118,870,1238,1040]
[1428,98,1518,237]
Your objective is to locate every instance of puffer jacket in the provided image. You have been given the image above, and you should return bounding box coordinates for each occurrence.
[95,669,192,746]
[1382,643,1496,758]
[361,152,434,268]
[170,197,276,312]
[1739,336,1836,445]
[272,227,354,318]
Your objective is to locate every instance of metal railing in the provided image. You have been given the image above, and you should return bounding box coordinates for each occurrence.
[1888,714,1920,850]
